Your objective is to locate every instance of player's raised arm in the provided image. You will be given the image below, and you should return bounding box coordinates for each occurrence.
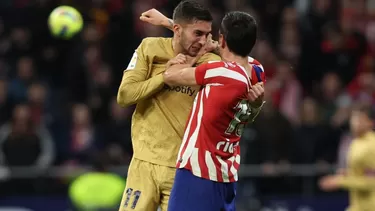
[117,39,165,107]
[140,9,174,31]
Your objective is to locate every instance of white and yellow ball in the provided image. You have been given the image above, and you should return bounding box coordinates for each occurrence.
[48,6,83,39]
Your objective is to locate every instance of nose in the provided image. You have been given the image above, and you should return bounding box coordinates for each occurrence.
[198,35,207,46]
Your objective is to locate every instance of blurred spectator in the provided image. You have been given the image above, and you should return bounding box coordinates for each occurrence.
[251,40,277,77]
[27,82,50,126]
[321,21,366,84]
[267,59,302,125]
[89,64,113,124]
[247,90,293,195]
[8,56,34,104]
[7,27,32,62]
[293,97,325,164]
[0,79,11,125]
[245,88,293,166]
[318,72,352,127]
[0,104,54,167]
[68,103,96,164]
[279,24,300,64]
[100,98,133,163]
[348,70,375,106]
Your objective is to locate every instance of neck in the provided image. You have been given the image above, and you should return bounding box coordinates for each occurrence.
[172,36,184,55]
[356,130,371,138]
[221,50,249,68]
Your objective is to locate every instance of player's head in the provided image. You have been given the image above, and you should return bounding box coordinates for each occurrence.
[350,104,374,136]
[218,11,257,57]
[173,0,212,57]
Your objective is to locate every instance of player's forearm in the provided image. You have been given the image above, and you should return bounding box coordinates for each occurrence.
[164,65,196,86]
[163,18,174,31]
[117,73,165,107]
[338,176,375,191]
[249,101,265,122]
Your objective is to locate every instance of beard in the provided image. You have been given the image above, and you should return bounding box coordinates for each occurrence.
[180,32,201,57]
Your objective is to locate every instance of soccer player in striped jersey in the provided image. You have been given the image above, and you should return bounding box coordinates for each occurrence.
[162,11,265,211]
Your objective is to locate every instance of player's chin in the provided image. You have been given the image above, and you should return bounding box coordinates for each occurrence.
[188,48,201,57]
[188,51,199,57]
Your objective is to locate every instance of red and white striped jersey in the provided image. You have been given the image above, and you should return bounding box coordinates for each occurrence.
[176,57,265,183]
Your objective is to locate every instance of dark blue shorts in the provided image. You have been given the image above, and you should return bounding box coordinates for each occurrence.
[168,168,236,211]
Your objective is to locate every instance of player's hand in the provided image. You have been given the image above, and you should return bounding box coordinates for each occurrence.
[195,34,218,57]
[166,54,187,69]
[140,8,169,27]
[203,34,218,53]
[188,34,218,65]
[319,175,341,191]
[248,82,264,107]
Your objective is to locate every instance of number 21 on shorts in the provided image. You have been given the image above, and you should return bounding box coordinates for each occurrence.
[124,188,141,209]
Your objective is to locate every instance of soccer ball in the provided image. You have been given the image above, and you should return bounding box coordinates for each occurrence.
[48,6,83,39]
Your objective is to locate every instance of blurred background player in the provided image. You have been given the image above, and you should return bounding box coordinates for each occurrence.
[116,1,220,211]
[161,11,264,211]
[320,104,375,211]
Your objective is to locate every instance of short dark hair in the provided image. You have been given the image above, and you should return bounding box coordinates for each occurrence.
[220,11,257,57]
[173,0,212,24]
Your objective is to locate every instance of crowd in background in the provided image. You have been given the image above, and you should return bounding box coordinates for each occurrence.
[0,0,373,202]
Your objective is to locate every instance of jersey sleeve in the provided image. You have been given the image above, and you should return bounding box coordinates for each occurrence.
[195,63,208,85]
[337,138,375,191]
[197,52,221,65]
[194,52,222,85]
[249,57,266,84]
[117,38,165,107]
[195,61,224,85]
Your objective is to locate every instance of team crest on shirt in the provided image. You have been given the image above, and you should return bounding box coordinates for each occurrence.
[126,51,138,70]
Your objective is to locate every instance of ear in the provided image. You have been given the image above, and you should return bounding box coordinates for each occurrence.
[219,34,225,48]
[173,24,182,37]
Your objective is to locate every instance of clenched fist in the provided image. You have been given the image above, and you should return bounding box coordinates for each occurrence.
[248,82,264,107]
[140,8,168,26]
[166,54,187,69]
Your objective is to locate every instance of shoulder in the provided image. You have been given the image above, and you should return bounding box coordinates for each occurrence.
[197,53,221,65]
[141,37,171,45]
[202,62,249,84]
[248,56,265,72]
[248,56,266,83]
[139,37,172,50]
[367,132,375,142]
[200,61,246,72]
[197,60,226,70]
